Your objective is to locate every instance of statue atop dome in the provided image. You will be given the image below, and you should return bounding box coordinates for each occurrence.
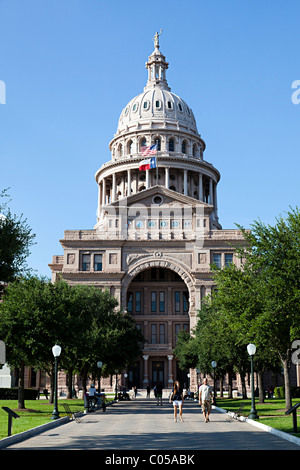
[153,29,163,48]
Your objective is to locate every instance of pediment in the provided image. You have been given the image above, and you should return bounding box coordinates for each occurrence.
[106,185,213,214]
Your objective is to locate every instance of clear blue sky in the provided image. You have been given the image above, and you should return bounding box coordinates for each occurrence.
[1,0,300,278]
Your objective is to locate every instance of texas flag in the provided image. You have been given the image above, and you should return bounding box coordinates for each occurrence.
[139,156,157,171]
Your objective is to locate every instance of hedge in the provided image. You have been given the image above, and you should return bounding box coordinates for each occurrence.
[274,386,300,399]
[0,388,39,400]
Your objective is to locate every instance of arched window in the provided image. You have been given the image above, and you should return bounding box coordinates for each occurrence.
[118,143,123,158]
[192,143,197,157]
[181,140,186,154]
[140,138,147,150]
[127,140,134,155]
[168,138,174,152]
[154,137,161,151]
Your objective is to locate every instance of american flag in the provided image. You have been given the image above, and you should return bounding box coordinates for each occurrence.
[140,144,157,156]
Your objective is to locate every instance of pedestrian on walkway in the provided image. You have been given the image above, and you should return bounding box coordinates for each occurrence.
[169,380,184,422]
[146,385,150,398]
[156,383,163,405]
[199,378,213,422]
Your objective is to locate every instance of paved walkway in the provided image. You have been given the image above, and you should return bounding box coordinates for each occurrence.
[3,397,300,451]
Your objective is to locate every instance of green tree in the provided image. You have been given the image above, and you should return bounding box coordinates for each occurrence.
[0,189,35,283]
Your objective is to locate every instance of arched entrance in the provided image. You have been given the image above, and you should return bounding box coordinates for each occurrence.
[123,258,195,389]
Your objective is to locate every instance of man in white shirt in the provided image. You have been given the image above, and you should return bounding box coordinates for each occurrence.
[199,378,213,422]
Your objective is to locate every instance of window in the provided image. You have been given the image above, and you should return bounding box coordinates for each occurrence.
[175,324,181,343]
[178,103,183,111]
[151,324,157,344]
[213,253,222,269]
[175,291,180,312]
[159,292,165,312]
[82,254,90,271]
[167,101,172,109]
[159,324,165,344]
[151,291,157,312]
[127,293,133,312]
[181,141,186,153]
[155,138,161,151]
[183,292,189,312]
[168,139,174,152]
[94,254,103,271]
[225,253,233,266]
[135,291,141,312]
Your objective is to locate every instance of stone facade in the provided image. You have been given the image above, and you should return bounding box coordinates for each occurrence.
[48,35,299,394]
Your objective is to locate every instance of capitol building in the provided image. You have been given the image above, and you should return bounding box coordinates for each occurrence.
[49,33,246,392]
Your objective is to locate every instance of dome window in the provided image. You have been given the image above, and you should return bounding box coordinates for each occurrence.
[182,141,186,154]
[168,139,174,152]
[167,101,173,110]
[133,103,139,113]
[124,107,129,116]
[155,100,162,109]
[178,103,183,112]
[143,101,150,110]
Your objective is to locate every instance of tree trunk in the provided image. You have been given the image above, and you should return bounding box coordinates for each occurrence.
[281,355,292,411]
[219,377,224,397]
[240,370,247,399]
[18,363,25,409]
[67,369,73,399]
[228,370,233,398]
[258,370,265,403]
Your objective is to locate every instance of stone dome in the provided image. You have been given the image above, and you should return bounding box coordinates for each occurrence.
[117,88,198,135]
[115,37,199,138]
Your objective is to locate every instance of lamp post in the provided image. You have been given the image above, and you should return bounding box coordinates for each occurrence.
[211,361,217,405]
[97,361,103,393]
[51,344,61,420]
[247,343,259,420]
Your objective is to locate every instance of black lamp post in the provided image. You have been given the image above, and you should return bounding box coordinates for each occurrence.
[247,343,259,420]
[97,361,103,393]
[51,344,61,420]
[211,361,217,405]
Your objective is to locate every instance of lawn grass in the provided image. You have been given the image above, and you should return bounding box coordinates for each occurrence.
[215,397,300,438]
[0,398,85,440]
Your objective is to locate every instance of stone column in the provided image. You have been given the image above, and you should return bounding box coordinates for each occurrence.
[143,355,149,387]
[168,355,174,386]
[209,178,214,205]
[127,169,131,197]
[112,172,116,203]
[198,173,203,201]
[165,167,170,189]
[102,178,106,206]
[183,170,188,196]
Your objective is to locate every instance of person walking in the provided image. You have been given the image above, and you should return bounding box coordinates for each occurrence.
[156,383,163,405]
[169,380,184,422]
[199,378,213,422]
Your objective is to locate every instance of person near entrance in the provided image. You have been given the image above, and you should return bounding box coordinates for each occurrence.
[199,377,213,422]
[156,383,163,405]
[169,380,184,422]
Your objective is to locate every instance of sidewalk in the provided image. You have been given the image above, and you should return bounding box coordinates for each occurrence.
[2,396,300,451]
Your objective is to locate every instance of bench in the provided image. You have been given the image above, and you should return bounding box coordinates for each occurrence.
[63,403,82,423]
[226,403,245,422]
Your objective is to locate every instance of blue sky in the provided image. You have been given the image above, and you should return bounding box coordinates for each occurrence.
[1,0,300,278]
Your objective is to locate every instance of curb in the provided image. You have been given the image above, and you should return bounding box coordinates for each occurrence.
[0,402,117,449]
[0,416,70,449]
[214,406,300,448]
